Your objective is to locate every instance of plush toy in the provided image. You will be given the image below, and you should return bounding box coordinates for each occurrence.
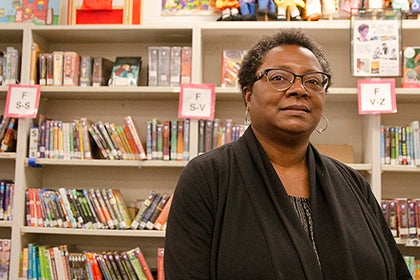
[303,0,321,20]
[216,0,242,21]
[274,0,305,20]
[239,0,257,20]
[256,0,277,20]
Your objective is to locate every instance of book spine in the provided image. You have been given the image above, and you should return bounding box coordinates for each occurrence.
[53,51,64,86]
[157,248,165,280]
[147,46,158,86]
[157,46,170,87]
[183,118,190,161]
[170,46,181,87]
[177,120,184,161]
[154,194,173,231]
[162,121,170,161]
[39,53,47,86]
[79,55,92,87]
[29,42,41,85]
[29,127,39,158]
[63,51,80,86]
[146,121,153,160]
[181,46,192,84]
[123,116,147,160]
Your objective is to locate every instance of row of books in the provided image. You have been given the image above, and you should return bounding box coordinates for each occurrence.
[198,119,247,155]
[0,116,17,153]
[30,115,147,160]
[131,191,172,231]
[0,180,13,222]
[381,198,420,239]
[30,43,143,87]
[0,239,10,280]
[148,46,192,87]
[380,121,420,166]
[25,188,133,230]
[0,47,20,86]
[146,119,190,161]
[20,244,162,280]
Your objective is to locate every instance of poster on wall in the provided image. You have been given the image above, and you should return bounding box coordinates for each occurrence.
[161,0,217,16]
[351,9,402,77]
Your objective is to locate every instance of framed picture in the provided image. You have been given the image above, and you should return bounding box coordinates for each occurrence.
[351,9,402,77]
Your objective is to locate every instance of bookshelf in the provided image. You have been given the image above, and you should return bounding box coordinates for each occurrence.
[3,16,420,278]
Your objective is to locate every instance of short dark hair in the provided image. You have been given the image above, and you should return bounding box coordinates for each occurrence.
[237,28,332,96]
[358,24,369,33]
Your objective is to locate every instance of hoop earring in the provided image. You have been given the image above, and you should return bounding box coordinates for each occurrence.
[315,114,328,134]
[244,107,251,125]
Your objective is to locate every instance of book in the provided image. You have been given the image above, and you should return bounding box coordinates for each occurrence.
[38,53,47,86]
[92,57,114,86]
[29,126,39,158]
[183,118,190,161]
[79,55,92,86]
[221,49,247,87]
[29,42,42,85]
[154,194,173,231]
[0,118,16,152]
[157,248,165,280]
[46,53,54,86]
[170,46,182,87]
[4,47,19,85]
[109,56,142,86]
[181,46,192,84]
[0,239,10,280]
[53,51,64,86]
[157,46,171,86]
[148,46,159,86]
[123,116,147,160]
[63,51,80,86]
[176,120,184,161]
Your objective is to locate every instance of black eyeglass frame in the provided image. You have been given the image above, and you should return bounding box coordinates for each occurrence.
[253,68,331,93]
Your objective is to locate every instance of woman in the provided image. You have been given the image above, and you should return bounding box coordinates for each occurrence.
[164,29,411,279]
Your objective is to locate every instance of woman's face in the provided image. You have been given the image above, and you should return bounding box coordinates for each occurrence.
[245,45,326,141]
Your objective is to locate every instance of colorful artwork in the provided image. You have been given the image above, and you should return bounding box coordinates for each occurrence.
[161,0,217,16]
[0,0,61,25]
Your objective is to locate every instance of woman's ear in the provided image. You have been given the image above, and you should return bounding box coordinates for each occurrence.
[244,86,252,106]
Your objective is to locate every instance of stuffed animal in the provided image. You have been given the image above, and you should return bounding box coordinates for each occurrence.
[239,0,257,20]
[256,0,277,20]
[216,0,242,20]
[304,0,321,20]
[274,0,305,20]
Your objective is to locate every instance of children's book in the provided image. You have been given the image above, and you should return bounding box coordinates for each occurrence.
[109,57,142,86]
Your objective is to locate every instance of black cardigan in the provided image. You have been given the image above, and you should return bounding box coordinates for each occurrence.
[164,127,412,280]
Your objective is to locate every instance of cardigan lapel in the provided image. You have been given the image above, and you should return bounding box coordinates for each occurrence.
[232,128,323,280]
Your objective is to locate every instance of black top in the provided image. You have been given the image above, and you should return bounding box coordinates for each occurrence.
[164,126,412,280]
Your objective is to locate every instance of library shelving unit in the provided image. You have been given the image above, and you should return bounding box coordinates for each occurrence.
[4,19,420,278]
[0,23,23,247]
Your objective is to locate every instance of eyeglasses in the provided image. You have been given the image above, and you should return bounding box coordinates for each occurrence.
[253,68,331,94]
